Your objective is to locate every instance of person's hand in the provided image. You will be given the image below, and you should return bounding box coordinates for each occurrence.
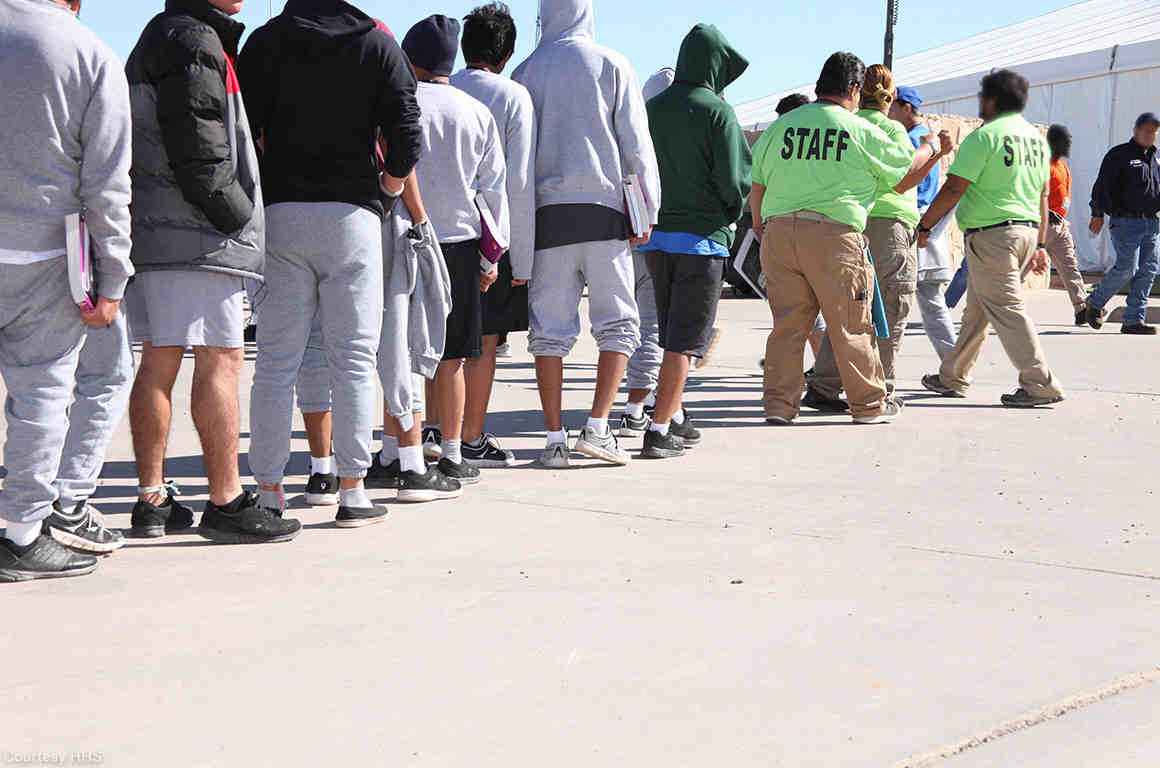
[1031,247,1049,275]
[511,278,528,287]
[916,228,930,249]
[1089,216,1104,236]
[753,219,764,241]
[480,268,498,293]
[80,296,120,328]
[937,129,954,157]
[629,228,652,248]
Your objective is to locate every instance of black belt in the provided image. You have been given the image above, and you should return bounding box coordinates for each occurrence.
[963,220,1038,237]
[1109,211,1160,219]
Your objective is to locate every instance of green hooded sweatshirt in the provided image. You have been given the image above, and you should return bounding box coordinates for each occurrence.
[646,24,752,248]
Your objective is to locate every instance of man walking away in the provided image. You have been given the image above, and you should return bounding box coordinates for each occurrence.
[0,0,133,580]
[1085,113,1160,335]
[751,52,936,425]
[450,2,534,468]
[240,0,421,529]
[919,69,1065,407]
[618,66,675,439]
[402,15,509,485]
[514,0,661,467]
[637,25,751,459]
[1043,124,1090,325]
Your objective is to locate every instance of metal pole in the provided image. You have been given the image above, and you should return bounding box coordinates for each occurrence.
[884,0,898,69]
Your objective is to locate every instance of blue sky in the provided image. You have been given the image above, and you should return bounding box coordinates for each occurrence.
[87,0,1078,104]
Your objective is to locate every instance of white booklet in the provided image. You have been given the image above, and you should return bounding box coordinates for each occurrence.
[65,213,96,311]
[623,173,651,238]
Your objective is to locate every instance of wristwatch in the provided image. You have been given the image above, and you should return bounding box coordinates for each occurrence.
[1037,242,1047,250]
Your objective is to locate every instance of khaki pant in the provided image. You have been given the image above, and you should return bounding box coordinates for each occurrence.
[762,214,886,420]
[1044,218,1087,310]
[812,217,916,395]
[938,226,1064,399]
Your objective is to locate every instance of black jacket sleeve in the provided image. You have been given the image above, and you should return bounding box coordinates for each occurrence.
[376,37,422,179]
[155,24,253,234]
[236,27,273,153]
[1090,147,1119,218]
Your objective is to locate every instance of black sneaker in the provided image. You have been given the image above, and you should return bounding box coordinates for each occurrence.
[641,429,685,459]
[437,457,481,485]
[921,373,966,398]
[463,433,516,468]
[617,411,650,438]
[1001,388,1065,408]
[335,501,388,529]
[44,501,125,554]
[802,386,851,412]
[365,453,401,489]
[1074,305,1088,327]
[422,426,443,462]
[198,491,301,545]
[0,535,98,582]
[1121,323,1157,335]
[1086,304,1106,330]
[129,485,195,538]
[304,472,338,506]
[243,323,257,343]
[398,467,463,503]
[669,411,702,447]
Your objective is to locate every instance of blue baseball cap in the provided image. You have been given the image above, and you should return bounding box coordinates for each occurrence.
[896,85,923,110]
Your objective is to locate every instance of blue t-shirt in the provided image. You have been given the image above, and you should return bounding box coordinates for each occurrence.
[639,230,730,257]
[908,125,941,209]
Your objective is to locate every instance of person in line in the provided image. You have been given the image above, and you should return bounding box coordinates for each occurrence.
[450,2,535,468]
[1043,124,1090,326]
[0,0,133,580]
[890,85,958,361]
[752,52,937,425]
[402,14,509,484]
[514,0,661,467]
[804,64,949,413]
[1084,112,1160,335]
[124,0,293,542]
[618,66,675,439]
[919,69,1065,407]
[636,24,751,459]
[239,0,421,529]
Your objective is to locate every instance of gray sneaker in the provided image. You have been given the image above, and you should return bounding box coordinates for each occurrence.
[853,396,905,425]
[574,426,631,465]
[537,441,571,469]
[44,501,125,554]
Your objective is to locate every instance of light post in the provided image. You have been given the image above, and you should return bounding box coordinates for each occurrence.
[885,0,899,69]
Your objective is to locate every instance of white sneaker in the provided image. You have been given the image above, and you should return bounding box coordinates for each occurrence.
[495,342,512,358]
[537,441,570,469]
[574,426,631,465]
[853,396,905,425]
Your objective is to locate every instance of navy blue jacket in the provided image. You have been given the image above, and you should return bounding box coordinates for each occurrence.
[1090,140,1160,218]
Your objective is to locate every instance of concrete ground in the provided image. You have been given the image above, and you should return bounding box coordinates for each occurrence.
[1,287,1157,768]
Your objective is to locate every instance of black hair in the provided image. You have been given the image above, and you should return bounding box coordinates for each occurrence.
[815,52,865,98]
[1047,124,1072,159]
[462,2,517,69]
[776,93,811,116]
[979,69,1029,114]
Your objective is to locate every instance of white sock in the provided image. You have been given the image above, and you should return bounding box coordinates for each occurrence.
[339,485,371,509]
[5,520,41,547]
[259,488,285,513]
[399,444,425,474]
[443,439,462,464]
[380,436,399,464]
[586,416,609,436]
[546,429,568,446]
[649,421,670,435]
[310,455,334,475]
[644,390,657,408]
[672,409,686,425]
[625,401,645,420]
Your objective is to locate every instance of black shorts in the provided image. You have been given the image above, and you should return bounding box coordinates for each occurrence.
[482,252,529,335]
[441,240,483,361]
[649,251,726,358]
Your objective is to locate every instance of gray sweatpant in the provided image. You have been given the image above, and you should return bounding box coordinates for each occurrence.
[296,314,331,414]
[249,203,383,484]
[626,250,661,392]
[916,277,958,362]
[0,259,86,525]
[55,310,134,507]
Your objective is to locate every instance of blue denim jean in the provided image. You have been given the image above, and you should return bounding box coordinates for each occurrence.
[1088,217,1160,325]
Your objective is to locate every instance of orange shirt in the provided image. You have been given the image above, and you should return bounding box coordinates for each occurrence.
[1049,158,1072,217]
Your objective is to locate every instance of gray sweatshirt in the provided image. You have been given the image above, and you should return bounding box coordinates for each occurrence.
[450,68,537,280]
[512,0,660,224]
[0,0,134,300]
[413,81,510,253]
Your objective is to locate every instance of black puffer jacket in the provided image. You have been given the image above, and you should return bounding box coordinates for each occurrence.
[125,0,264,278]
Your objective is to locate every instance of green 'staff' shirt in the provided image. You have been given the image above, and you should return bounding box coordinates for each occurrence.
[949,113,1049,231]
[752,102,913,232]
[856,108,919,228]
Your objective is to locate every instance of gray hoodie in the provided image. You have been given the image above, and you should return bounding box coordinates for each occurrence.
[513,0,660,225]
[0,0,134,300]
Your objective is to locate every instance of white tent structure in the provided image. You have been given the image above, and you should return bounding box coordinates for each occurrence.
[734,0,1160,270]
